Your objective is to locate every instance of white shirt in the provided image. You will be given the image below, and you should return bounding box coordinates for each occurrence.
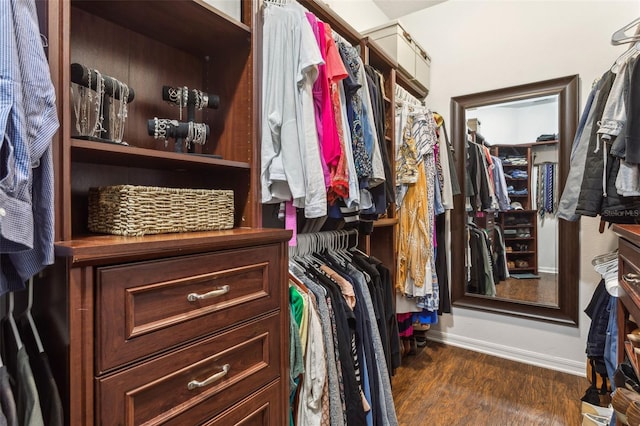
[261,5,305,204]
[292,6,326,218]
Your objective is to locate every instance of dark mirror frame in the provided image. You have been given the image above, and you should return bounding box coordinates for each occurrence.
[450,75,580,326]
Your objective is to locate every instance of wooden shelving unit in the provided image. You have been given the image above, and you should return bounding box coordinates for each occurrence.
[494,144,538,274]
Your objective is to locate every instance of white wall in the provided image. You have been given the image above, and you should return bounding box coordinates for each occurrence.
[322,0,388,32]
[331,0,640,375]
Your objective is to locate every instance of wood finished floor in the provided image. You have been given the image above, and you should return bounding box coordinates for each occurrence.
[495,272,558,306]
[392,342,589,426]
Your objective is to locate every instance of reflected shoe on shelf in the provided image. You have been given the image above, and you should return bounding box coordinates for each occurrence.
[515,260,529,268]
[506,246,513,253]
[516,228,532,238]
[507,260,516,269]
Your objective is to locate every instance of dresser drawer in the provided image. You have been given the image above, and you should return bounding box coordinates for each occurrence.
[96,244,283,372]
[202,380,283,426]
[96,313,281,426]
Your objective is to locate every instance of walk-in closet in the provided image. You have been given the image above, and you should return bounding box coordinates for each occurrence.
[3,0,640,424]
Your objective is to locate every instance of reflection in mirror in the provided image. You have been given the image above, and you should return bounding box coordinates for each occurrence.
[450,75,580,326]
[465,95,559,307]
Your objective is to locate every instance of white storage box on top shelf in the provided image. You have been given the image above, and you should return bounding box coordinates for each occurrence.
[362,20,431,93]
[201,0,241,21]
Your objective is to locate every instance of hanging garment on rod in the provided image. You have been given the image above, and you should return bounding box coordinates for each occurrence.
[465,223,497,296]
[16,280,63,426]
[289,230,399,426]
[262,4,395,230]
[559,24,640,225]
[0,0,59,295]
[2,292,44,426]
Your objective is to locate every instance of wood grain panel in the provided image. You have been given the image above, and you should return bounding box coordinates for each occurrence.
[96,245,280,372]
[202,380,282,426]
[393,342,588,425]
[96,313,280,426]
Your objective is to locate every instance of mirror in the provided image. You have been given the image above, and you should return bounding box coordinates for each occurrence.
[450,75,580,326]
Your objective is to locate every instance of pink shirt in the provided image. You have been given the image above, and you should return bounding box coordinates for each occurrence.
[321,21,347,171]
[306,12,331,188]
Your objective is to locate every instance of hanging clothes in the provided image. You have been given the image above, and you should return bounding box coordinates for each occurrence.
[288,232,399,426]
[466,223,497,296]
[0,0,59,295]
[559,36,640,224]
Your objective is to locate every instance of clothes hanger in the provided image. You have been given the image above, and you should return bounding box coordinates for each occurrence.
[611,41,640,73]
[8,292,23,351]
[26,278,45,353]
[611,17,640,45]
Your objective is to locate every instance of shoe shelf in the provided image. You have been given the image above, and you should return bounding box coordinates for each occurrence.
[499,208,538,274]
[625,340,640,379]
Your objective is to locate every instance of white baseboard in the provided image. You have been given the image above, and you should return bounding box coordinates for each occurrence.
[537,266,558,274]
[427,330,585,377]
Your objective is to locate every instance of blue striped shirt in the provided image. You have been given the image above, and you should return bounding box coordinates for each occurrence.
[0,0,58,294]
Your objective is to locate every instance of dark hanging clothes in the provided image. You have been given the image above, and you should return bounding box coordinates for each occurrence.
[467,142,492,211]
[1,319,44,426]
[467,225,491,295]
[625,58,640,164]
[317,273,367,426]
[493,224,509,282]
[353,255,393,378]
[436,213,451,314]
[439,116,461,197]
[585,279,610,358]
[365,65,395,205]
[372,259,401,372]
[14,348,44,426]
[0,367,17,426]
[575,71,615,217]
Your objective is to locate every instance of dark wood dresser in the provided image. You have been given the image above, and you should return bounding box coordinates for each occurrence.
[613,225,640,371]
[53,228,291,425]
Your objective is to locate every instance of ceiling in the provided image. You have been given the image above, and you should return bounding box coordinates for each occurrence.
[372,0,447,19]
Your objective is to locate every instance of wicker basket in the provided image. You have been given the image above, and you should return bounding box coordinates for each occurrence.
[88,185,234,236]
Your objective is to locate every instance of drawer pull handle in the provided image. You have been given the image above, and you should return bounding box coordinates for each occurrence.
[187,285,230,302]
[187,364,230,390]
[623,273,640,285]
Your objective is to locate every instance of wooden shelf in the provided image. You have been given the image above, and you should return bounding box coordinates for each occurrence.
[300,0,361,46]
[504,237,535,241]
[72,0,251,58]
[626,341,640,379]
[374,217,398,228]
[55,228,291,265]
[395,69,428,99]
[71,138,250,172]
